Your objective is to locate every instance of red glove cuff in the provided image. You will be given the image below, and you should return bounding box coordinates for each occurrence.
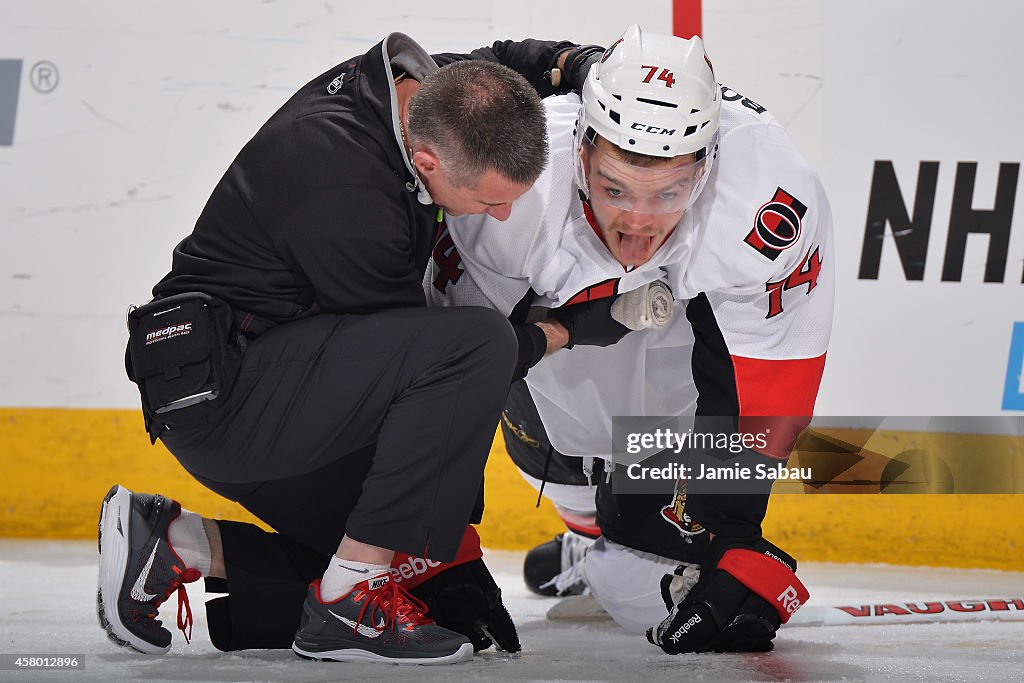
[718,547,809,623]
[389,525,483,590]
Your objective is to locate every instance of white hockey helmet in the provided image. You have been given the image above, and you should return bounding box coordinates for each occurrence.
[576,25,721,214]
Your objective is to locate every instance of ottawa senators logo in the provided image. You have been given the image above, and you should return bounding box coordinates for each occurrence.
[660,490,706,539]
[744,187,807,261]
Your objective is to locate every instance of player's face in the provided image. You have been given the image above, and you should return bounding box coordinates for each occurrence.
[584,139,694,267]
[589,201,684,268]
[425,167,530,221]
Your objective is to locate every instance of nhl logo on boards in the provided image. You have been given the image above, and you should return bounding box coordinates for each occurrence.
[745,187,807,260]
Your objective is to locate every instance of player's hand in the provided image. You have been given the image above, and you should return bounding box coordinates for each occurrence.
[550,280,674,349]
[646,537,808,654]
[410,558,521,653]
[549,296,629,349]
[610,280,674,330]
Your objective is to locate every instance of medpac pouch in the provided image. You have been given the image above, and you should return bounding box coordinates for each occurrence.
[126,292,236,442]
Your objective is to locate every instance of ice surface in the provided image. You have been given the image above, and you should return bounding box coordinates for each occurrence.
[0,540,1022,682]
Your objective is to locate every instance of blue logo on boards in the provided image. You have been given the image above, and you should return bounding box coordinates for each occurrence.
[1003,322,1024,410]
[0,59,23,145]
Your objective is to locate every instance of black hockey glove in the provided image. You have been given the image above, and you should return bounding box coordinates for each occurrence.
[549,296,631,349]
[647,536,809,654]
[410,558,521,653]
[555,44,605,92]
[550,280,675,349]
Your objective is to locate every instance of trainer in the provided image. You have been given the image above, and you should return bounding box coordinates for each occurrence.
[99,32,599,664]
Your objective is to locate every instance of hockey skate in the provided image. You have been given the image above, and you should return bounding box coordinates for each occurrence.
[523,531,595,597]
[292,575,473,664]
[97,484,200,654]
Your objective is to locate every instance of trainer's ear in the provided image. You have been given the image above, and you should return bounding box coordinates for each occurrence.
[412,148,442,178]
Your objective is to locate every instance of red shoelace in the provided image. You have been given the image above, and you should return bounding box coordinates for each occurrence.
[168,566,201,643]
[352,579,434,635]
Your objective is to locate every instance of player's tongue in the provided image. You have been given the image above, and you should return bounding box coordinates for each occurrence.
[619,232,653,262]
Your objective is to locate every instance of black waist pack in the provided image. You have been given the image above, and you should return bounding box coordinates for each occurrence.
[126,292,238,442]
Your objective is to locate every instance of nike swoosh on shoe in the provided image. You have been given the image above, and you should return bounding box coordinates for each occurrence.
[130,541,161,602]
[329,612,387,639]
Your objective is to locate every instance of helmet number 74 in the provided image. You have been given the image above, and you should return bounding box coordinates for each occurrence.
[641,65,675,88]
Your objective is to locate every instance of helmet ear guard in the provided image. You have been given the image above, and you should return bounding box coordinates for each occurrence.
[575,25,721,213]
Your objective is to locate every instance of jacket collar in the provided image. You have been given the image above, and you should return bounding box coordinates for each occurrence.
[361,33,439,204]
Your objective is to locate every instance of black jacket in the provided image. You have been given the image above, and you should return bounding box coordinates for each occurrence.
[153,35,572,330]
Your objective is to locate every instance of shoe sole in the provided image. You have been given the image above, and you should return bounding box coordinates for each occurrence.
[96,484,169,655]
[291,641,473,665]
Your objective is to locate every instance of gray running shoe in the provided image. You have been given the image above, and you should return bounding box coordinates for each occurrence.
[292,574,473,665]
[97,484,199,654]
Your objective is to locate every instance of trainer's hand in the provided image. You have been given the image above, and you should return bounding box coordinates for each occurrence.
[411,558,521,653]
[647,537,808,654]
[553,44,605,92]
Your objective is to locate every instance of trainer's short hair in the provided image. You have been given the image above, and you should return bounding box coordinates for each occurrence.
[408,60,548,188]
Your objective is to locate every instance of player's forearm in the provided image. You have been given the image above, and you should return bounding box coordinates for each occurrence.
[684,447,778,539]
[510,281,672,374]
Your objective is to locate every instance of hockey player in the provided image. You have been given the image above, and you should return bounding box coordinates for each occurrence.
[426,25,831,654]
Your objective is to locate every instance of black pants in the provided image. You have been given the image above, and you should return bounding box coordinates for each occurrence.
[159,307,516,650]
[502,380,708,564]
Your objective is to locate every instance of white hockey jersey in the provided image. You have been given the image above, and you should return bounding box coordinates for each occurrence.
[425,90,833,460]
